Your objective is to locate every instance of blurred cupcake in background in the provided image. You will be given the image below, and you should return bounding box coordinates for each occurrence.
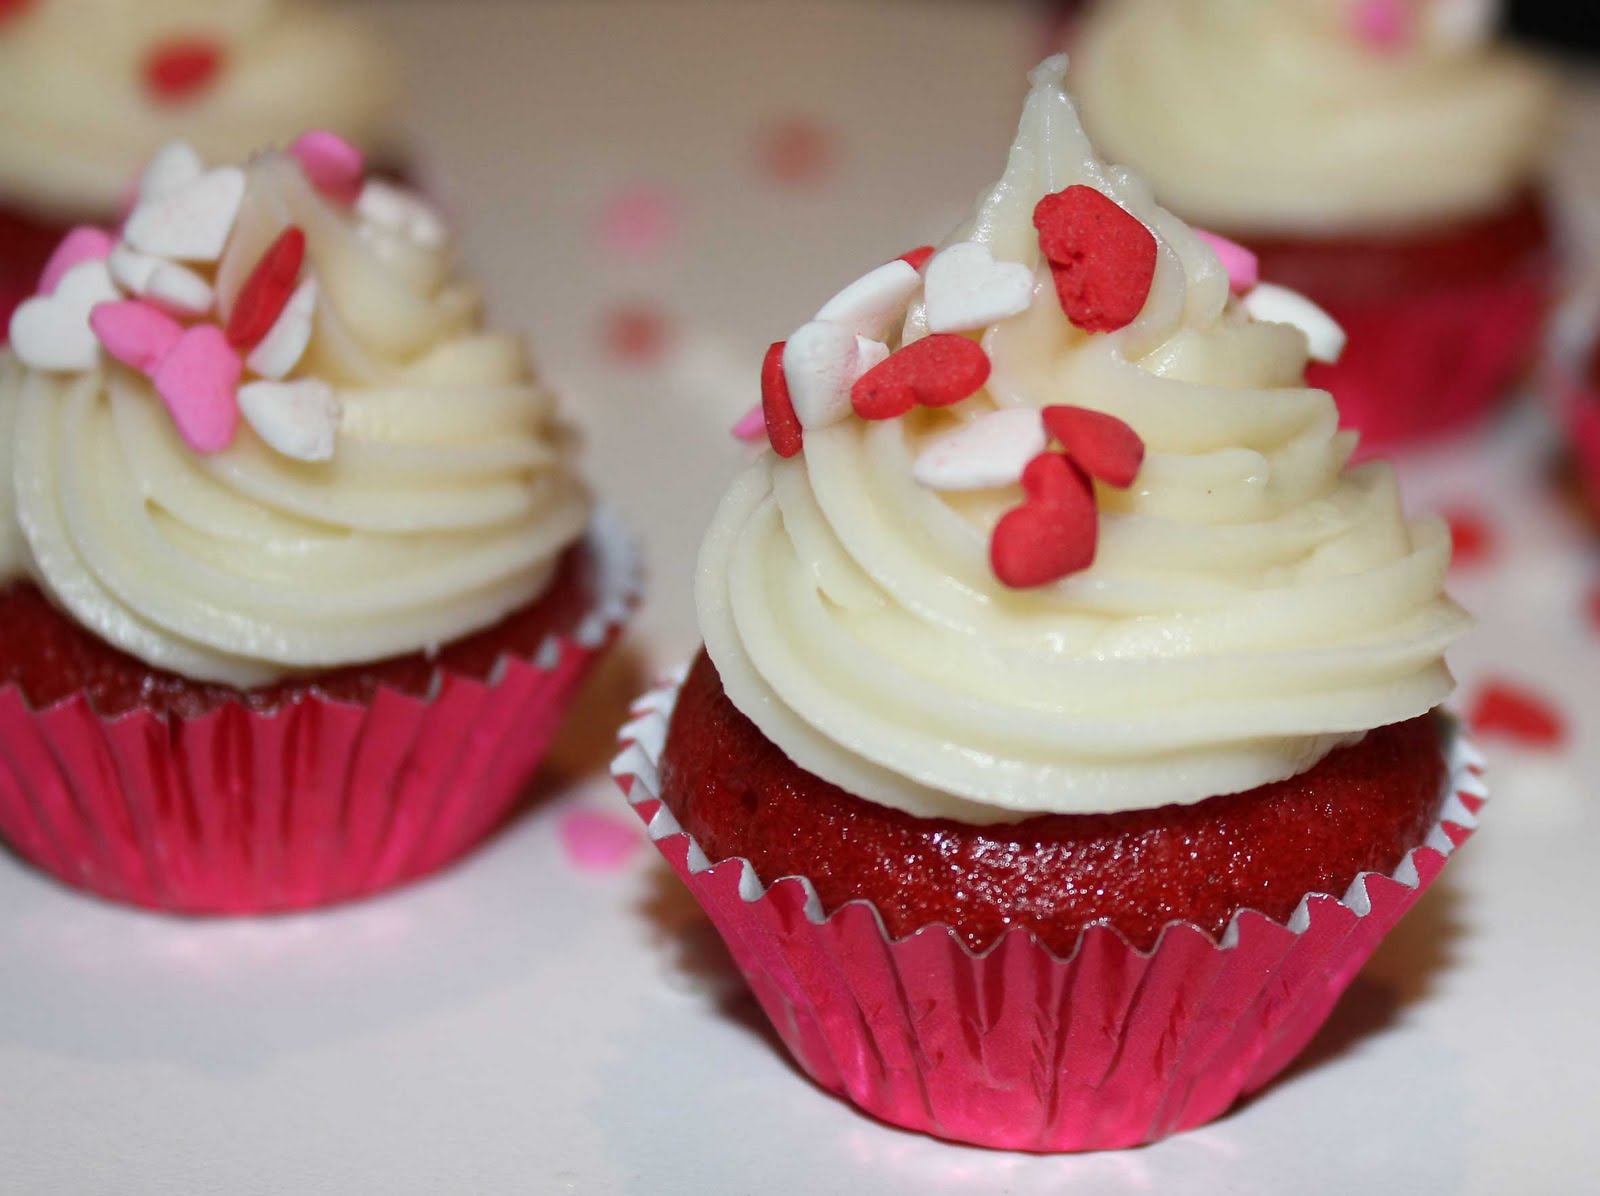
[0,0,399,334]
[1069,0,1560,452]
[0,131,633,914]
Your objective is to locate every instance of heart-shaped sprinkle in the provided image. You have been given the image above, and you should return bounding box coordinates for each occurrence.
[225,227,306,350]
[783,320,866,429]
[238,378,339,462]
[924,241,1036,334]
[899,246,936,272]
[1042,405,1145,488]
[89,300,183,374]
[357,180,445,248]
[246,278,318,380]
[0,0,34,27]
[1349,0,1414,51]
[730,403,767,443]
[1468,681,1566,749]
[1033,185,1157,333]
[1194,229,1259,294]
[559,809,643,872]
[38,227,115,295]
[1444,507,1493,567]
[813,259,923,341]
[761,340,803,457]
[289,131,365,206]
[107,244,214,318]
[851,333,991,420]
[143,36,225,104]
[1242,283,1347,364]
[123,165,246,262]
[151,325,241,453]
[138,140,204,201]
[913,408,1048,491]
[9,260,119,371]
[990,452,1098,589]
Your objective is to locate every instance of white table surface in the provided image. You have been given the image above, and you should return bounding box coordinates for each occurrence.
[3,3,1598,1192]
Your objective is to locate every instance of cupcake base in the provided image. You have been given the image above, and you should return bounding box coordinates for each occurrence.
[613,670,1484,1153]
[0,512,637,914]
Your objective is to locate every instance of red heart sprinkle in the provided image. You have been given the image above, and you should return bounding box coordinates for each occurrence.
[851,334,991,421]
[0,0,34,27]
[1444,507,1493,567]
[1043,405,1145,488]
[1468,681,1566,749]
[990,453,1098,589]
[899,246,935,272]
[225,228,305,351]
[143,37,225,104]
[761,340,802,458]
[1033,185,1157,333]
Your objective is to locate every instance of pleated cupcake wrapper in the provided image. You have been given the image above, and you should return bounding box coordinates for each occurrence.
[613,674,1485,1153]
[0,509,640,915]
[1307,266,1551,456]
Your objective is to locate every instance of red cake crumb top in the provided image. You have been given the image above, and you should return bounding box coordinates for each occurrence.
[0,541,602,720]
[660,651,1447,954]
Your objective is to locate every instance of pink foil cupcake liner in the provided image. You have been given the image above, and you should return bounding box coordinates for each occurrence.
[0,510,639,915]
[1307,268,1550,455]
[613,674,1485,1152]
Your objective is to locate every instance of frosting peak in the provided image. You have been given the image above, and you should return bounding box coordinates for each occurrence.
[1070,0,1556,233]
[0,139,589,687]
[698,57,1467,823]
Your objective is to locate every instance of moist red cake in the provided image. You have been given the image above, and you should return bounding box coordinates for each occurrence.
[1241,191,1554,452]
[661,650,1447,953]
[0,539,603,719]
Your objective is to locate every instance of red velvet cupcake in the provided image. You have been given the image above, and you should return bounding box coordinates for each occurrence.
[616,58,1479,1152]
[1069,0,1559,452]
[0,0,398,335]
[0,134,633,914]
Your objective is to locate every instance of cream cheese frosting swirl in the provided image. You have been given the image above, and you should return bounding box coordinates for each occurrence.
[0,151,590,688]
[0,0,396,219]
[697,56,1468,823]
[1070,0,1556,234]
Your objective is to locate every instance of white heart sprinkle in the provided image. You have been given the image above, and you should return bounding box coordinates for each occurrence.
[108,243,213,317]
[9,260,120,371]
[814,259,923,341]
[356,180,445,248]
[855,334,890,375]
[138,140,205,201]
[238,378,340,462]
[912,408,1048,491]
[124,166,246,262]
[923,242,1036,333]
[783,320,862,429]
[1242,283,1347,364]
[246,279,318,380]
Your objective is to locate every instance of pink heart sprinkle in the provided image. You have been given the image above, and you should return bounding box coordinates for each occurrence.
[597,185,678,260]
[289,130,365,206]
[730,403,766,442]
[151,325,242,453]
[1194,229,1259,294]
[1349,0,1413,51]
[558,809,643,873]
[38,227,115,296]
[89,300,183,374]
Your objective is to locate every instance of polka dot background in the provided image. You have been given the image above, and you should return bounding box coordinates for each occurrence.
[2,3,1599,1193]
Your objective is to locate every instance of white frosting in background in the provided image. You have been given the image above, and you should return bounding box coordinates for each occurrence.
[696,58,1468,824]
[0,0,396,219]
[0,153,590,687]
[1071,0,1556,234]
